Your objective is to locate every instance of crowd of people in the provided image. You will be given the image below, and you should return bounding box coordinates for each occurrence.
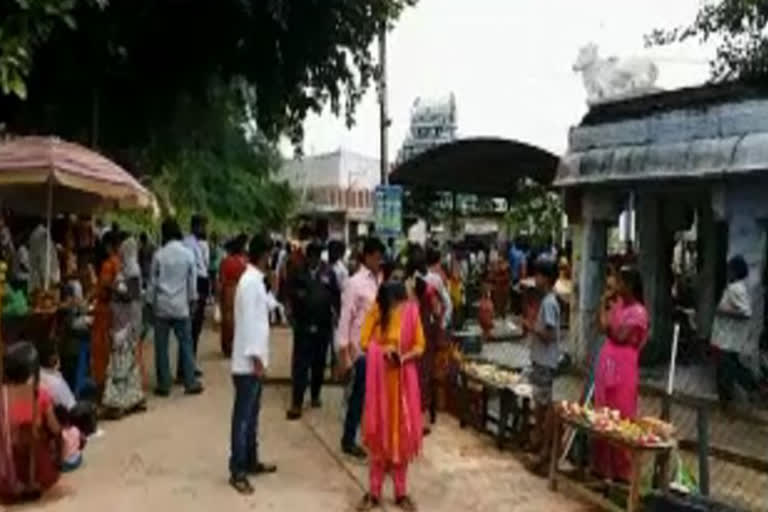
[0,212,219,503]
[217,233,461,509]
[13,211,750,508]
[220,231,573,509]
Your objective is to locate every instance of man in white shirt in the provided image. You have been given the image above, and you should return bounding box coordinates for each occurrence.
[328,240,348,379]
[329,240,349,293]
[426,246,452,329]
[182,214,210,379]
[229,233,277,494]
[148,218,203,396]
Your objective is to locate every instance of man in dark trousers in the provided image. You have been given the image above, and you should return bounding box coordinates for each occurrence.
[337,237,383,458]
[286,241,340,420]
[180,214,209,380]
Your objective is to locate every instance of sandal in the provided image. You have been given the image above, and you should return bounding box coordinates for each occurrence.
[356,493,381,511]
[229,476,255,495]
[395,495,418,511]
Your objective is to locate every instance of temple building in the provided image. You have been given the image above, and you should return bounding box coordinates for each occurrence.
[397,93,458,164]
[557,83,768,384]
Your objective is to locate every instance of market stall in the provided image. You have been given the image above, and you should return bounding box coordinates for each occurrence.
[0,136,154,499]
[0,135,153,323]
[550,401,677,512]
[457,359,532,449]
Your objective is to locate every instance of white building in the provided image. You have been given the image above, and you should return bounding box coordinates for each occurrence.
[278,149,380,242]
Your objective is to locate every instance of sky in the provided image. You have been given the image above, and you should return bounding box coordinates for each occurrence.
[281,0,714,159]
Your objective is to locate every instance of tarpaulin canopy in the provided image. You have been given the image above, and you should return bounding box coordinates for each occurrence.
[0,136,154,214]
[390,137,561,196]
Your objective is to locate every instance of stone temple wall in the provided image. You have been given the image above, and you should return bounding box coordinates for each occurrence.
[724,183,768,369]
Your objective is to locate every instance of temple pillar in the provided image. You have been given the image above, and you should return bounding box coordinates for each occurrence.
[574,190,614,367]
[696,200,718,341]
[568,222,583,364]
[725,185,768,372]
[637,192,675,365]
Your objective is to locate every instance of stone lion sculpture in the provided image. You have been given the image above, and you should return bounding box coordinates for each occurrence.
[573,43,660,105]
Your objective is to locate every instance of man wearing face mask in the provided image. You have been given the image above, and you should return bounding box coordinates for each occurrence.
[286,241,340,420]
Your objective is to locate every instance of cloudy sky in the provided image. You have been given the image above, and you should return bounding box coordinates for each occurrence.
[283,0,714,159]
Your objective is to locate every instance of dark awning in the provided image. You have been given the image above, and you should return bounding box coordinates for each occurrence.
[389,137,561,196]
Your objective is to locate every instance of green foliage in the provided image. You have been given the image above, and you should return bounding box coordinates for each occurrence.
[140,84,296,233]
[104,209,158,239]
[0,0,106,99]
[402,186,446,228]
[0,0,418,149]
[0,0,416,230]
[646,0,768,80]
[504,181,563,246]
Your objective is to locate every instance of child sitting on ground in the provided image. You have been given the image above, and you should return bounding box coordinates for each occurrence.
[38,341,77,411]
[37,341,97,472]
[54,404,95,472]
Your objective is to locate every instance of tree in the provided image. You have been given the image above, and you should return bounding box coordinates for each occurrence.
[402,187,446,230]
[0,0,106,99]
[0,0,417,229]
[505,181,563,247]
[646,0,768,80]
[0,0,418,150]
[119,83,297,232]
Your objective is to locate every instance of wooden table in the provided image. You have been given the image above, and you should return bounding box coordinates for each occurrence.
[457,367,530,450]
[549,412,674,512]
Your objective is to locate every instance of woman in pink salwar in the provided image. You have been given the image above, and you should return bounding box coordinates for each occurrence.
[357,281,425,512]
[593,266,649,482]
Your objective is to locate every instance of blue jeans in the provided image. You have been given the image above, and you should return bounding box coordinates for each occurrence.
[342,356,366,448]
[154,316,197,391]
[74,330,92,398]
[229,375,262,477]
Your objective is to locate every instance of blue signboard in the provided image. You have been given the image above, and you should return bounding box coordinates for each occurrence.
[374,185,403,237]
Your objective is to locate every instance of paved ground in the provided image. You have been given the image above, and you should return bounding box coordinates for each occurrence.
[15,325,592,512]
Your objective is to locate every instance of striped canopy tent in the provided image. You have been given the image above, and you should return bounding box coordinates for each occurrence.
[0,136,154,214]
[0,136,156,290]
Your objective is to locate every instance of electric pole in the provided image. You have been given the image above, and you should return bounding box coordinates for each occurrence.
[378,21,389,186]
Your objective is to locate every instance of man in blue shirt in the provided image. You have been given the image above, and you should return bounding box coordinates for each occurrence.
[148,218,203,396]
[508,237,526,285]
[182,214,210,379]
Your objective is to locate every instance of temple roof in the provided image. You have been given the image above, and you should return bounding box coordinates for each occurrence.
[556,82,768,187]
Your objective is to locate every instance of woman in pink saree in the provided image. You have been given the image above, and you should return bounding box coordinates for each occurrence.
[593,266,649,482]
[358,281,425,512]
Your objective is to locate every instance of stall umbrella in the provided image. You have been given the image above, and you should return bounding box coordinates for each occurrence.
[0,136,155,290]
